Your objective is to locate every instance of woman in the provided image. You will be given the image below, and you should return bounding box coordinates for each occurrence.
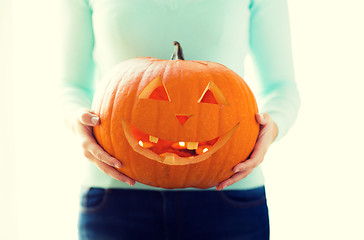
[60,0,300,239]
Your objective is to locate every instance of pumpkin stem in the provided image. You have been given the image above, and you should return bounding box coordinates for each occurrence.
[170,41,185,60]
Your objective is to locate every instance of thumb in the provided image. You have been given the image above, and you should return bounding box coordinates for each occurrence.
[256,113,269,125]
[79,111,100,126]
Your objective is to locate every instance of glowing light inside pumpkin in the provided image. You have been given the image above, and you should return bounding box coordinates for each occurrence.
[171,142,187,150]
[138,140,153,149]
[196,145,212,155]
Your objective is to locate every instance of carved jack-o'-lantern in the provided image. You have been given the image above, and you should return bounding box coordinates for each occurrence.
[92,42,259,189]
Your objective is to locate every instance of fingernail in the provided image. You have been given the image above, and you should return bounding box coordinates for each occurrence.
[235,166,244,173]
[91,116,99,125]
[258,113,264,119]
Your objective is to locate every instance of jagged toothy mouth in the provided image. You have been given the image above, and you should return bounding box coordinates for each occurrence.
[121,119,239,165]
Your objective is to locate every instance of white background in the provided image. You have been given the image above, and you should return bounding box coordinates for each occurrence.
[1,0,364,239]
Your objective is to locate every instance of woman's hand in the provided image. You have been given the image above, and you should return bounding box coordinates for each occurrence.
[70,109,136,186]
[216,113,278,191]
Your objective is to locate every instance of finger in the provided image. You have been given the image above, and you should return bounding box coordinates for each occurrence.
[249,126,273,159]
[84,149,135,185]
[249,131,271,160]
[256,113,267,125]
[83,141,122,168]
[232,119,273,173]
[92,158,135,186]
[233,157,262,173]
[79,111,100,126]
[216,169,254,191]
[233,137,268,173]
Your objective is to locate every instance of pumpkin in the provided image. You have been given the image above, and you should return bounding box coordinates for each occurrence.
[92,42,259,189]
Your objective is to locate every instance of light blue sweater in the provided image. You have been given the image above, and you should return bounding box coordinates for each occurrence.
[60,0,300,190]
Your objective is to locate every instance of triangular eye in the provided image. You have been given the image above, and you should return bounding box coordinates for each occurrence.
[198,81,229,105]
[149,85,169,101]
[139,75,171,101]
[199,89,218,104]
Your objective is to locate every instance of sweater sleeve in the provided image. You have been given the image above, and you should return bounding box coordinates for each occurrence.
[59,0,95,118]
[249,0,301,141]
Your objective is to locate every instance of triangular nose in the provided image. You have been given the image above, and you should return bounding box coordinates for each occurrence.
[176,114,192,125]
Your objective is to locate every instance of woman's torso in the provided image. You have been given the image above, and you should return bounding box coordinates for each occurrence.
[89,0,252,80]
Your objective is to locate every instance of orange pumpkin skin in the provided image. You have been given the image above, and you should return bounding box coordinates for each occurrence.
[92,57,259,189]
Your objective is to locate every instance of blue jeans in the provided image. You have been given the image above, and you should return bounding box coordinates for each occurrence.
[78,187,269,240]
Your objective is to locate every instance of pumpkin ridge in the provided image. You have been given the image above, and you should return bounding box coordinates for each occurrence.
[110,66,137,150]
[162,59,179,140]
[179,60,187,140]
[93,74,113,151]
[180,163,192,187]
[104,84,117,157]
[110,61,145,179]
[104,60,138,157]
[92,63,125,153]
[100,68,127,157]
[223,70,241,175]
[230,70,259,162]
[129,61,157,180]
[211,65,228,184]
[153,60,170,150]
[209,66,235,183]
[197,64,218,184]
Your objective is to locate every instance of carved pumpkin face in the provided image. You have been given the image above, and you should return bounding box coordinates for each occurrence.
[92,55,259,189]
